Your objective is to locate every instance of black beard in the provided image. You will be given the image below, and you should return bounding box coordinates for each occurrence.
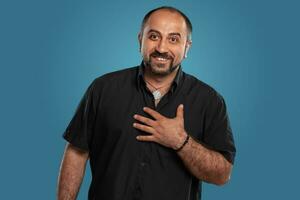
[143,51,179,76]
[144,58,178,76]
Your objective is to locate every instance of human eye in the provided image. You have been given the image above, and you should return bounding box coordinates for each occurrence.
[149,33,159,41]
[169,36,180,43]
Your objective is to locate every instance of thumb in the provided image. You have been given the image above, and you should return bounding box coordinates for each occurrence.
[176,104,184,119]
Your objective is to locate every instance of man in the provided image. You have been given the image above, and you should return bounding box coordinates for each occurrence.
[57,6,236,200]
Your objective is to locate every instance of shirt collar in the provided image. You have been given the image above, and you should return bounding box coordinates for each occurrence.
[137,62,183,93]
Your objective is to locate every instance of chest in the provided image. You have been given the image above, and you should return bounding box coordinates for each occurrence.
[95,88,206,146]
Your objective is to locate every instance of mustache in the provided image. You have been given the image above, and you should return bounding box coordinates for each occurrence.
[150,51,172,60]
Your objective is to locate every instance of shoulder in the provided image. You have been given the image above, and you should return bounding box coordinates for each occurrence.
[183,72,224,102]
[183,72,228,116]
[88,65,138,90]
[94,66,138,84]
[80,65,138,101]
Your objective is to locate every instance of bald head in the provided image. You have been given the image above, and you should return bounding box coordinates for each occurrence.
[140,6,192,41]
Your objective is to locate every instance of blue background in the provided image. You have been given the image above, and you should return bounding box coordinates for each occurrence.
[1,0,299,199]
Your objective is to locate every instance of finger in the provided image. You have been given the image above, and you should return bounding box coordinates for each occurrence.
[176,104,184,119]
[136,135,156,142]
[133,123,156,134]
[143,107,164,120]
[133,114,156,127]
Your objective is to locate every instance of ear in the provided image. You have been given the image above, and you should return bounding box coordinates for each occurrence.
[184,40,192,58]
[138,32,142,52]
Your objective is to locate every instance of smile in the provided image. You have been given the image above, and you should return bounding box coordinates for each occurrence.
[152,56,169,62]
[157,57,167,61]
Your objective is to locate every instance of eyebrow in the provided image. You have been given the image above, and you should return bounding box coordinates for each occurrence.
[169,33,181,38]
[147,29,182,38]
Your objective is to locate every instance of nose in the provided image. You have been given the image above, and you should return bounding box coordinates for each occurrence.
[155,38,168,53]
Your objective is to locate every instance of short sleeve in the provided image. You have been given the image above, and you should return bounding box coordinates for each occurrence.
[202,91,236,164]
[63,80,98,151]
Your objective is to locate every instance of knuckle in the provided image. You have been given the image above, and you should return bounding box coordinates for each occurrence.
[137,124,143,129]
[139,136,145,141]
[145,118,151,124]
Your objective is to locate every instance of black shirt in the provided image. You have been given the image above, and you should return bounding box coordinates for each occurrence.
[63,63,236,200]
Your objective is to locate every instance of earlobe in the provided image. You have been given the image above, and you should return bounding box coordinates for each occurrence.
[138,33,142,52]
[184,47,188,58]
[184,46,189,58]
[184,41,192,58]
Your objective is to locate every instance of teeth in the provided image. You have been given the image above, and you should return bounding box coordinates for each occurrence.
[157,57,167,61]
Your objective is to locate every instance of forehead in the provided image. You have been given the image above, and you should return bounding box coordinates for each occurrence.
[143,10,187,35]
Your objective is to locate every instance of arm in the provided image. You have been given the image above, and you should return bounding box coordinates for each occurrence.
[57,143,89,200]
[176,133,232,185]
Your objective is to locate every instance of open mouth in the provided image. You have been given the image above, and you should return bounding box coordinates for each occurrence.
[151,56,170,62]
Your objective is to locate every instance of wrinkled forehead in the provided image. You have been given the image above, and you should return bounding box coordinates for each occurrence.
[143,10,188,37]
